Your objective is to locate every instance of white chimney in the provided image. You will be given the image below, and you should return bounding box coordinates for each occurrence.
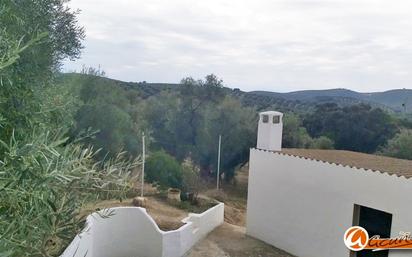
[256,111,283,151]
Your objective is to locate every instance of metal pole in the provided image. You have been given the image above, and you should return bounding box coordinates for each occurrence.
[216,134,221,190]
[141,132,145,197]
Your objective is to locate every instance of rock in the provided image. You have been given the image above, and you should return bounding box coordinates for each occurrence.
[132,197,147,207]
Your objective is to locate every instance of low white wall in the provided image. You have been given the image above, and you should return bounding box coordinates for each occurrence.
[61,203,224,257]
[182,201,225,247]
[246,149,412,257]
[92,207,163,257]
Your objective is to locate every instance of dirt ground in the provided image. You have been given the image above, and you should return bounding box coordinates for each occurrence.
[187,222,295,257]
[203,164,249,227]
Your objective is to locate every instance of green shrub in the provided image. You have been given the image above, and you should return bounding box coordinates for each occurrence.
[145,150,183,189]
[379,129,412,160]
[311,136,334,149]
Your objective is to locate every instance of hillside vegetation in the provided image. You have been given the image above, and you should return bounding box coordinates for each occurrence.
[252,88,412,115]
[60,72,412,158]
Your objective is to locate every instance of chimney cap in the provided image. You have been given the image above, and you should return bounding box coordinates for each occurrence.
[259,111,283,116]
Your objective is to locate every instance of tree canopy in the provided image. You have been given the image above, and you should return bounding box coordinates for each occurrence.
[303,103,398,153]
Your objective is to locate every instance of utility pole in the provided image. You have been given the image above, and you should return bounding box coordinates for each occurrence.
[141,132,145,197]
[216,134,222,190]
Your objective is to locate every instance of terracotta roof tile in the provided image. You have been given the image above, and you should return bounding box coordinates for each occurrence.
[280,148,412,179]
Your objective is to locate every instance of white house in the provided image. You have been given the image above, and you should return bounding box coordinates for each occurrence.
[246,111,412,257]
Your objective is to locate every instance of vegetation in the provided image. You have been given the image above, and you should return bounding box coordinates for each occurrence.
[145,151,183,189]
[282,113,314,148]
[73,74,257,181]
[303,103,398,153]
[379,129,412,160]
[64,72,412,168]
[0,132,138,256]
[181,159,204,202]
[311,136,334,150]
[0,0,84,144]
[0,1,138,256]
[72,74,141,158]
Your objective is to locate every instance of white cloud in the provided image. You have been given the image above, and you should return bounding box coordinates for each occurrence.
[64,0,412,92]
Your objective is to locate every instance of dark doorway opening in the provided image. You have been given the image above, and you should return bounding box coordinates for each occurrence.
[352,205,392,257]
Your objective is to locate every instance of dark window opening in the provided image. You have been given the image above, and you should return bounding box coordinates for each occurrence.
[273,115,280,124]
[352,205,392,257]
[262,115,269,123]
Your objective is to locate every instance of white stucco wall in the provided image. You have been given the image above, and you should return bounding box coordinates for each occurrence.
[61,203,224,257]
[91,207,163,257]
[257,111,283,151]
[246,148,412,257]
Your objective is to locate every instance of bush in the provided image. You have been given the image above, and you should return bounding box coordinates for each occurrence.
[379,129,412,160]
[145,150,183,189]
[311,136,334,149]
[181,159,204,202]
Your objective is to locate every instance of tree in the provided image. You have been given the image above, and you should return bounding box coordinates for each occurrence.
[72,73,145,158]
[177,74,225,146]
[303,103,397,153]
[73,103,140,158]
[0,131,139,257]
[0,0,84,143]
[282,113,313,148]
[0,1,142,256]
[196,96,257,180]
[139,92,182,158]
[139,76,257,182]
[379,129,412,160]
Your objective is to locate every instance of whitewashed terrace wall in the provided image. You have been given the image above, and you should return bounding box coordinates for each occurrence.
[246,148,412,257]
[61,203,224,257]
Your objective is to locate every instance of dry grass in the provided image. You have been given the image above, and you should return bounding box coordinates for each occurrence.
[80,187,219,231]
[80,196,187,231]
[202,165,249,227]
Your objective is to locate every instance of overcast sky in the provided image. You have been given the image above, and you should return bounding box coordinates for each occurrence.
[63,0,412,92]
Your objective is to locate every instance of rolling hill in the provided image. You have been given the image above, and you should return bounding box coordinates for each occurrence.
[59,73,412,114]
[251,88,412,113]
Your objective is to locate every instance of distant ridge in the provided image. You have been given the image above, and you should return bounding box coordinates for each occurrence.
[60,73,412,114]
[250,88,412,113]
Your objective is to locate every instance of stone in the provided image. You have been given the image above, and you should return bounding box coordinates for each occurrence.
[132,196,147,207]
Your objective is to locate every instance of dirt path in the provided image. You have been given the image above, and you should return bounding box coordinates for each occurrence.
[203,164,249,227]
[189,164,295,256]
[187,222,295,257]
